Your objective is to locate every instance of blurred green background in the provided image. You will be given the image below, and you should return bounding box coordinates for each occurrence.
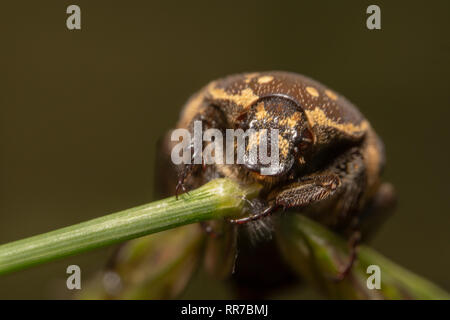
[1,0,449,299]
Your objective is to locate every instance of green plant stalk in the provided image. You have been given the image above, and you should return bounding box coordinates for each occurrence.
[0,179,261,275]
[277,214,450,299]
[1,177,448,300]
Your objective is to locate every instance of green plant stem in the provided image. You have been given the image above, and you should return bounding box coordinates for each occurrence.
[277,214,450,299]
[1,177,448,300]
[0,179,261,275]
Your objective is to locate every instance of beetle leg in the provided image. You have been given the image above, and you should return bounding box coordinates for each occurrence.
[175,163,194,199]
[155,129,198,200]
[229,148,366,225]
[332,182,396,280]
[229,204,277,225]
[175,104,229,199]
[331,229,361,281]
[274,173,342,209]
[229,172,343,225]
[275,147,367,222]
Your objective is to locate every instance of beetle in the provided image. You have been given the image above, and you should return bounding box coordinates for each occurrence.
[156,71,396,291]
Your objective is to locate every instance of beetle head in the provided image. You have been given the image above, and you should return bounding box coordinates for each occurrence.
[236,94,314,176]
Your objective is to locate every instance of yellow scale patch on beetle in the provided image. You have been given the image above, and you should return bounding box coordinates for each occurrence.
[298,156,306,165]
[305,108,369,136]
[279,112,302,128]
[363,131,382,188]
[255,102,268,120]
[257,75,274,84]
[325,89,338,101]
[306,86,319,97]
[208,83,259,109]
[278,135,289,158]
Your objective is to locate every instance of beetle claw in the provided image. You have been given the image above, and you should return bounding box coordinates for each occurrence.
[175,180,188,199]
[328,231,361,282]
[229,204,277,225]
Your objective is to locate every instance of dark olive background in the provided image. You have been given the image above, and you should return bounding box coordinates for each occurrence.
[1,1,449,299]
